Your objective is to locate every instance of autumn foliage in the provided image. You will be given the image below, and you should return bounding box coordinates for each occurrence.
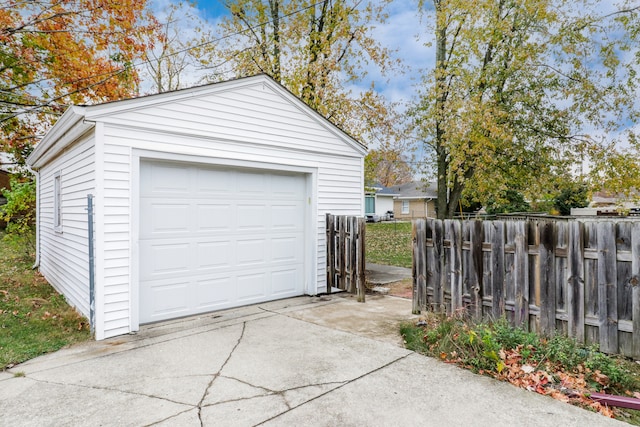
[0,0,157,163]
[402,314,640,421]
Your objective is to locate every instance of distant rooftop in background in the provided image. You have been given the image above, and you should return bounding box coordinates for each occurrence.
[389,181,438,199]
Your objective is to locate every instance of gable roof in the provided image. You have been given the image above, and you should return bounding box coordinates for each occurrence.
[27,74,367,169]
[365,184,399,196]
[391,181,438,199]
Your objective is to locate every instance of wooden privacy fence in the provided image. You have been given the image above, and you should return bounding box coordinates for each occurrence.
[412,218,640,358]
[326,214,366,302]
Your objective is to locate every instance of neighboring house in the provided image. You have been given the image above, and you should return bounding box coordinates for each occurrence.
[364,185,398,220]
[26,74,366,340]
[571,191,640,216]
[391,181,438,219]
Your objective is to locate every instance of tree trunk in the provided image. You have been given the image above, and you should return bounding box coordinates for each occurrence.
[270,0,281,82]
[434,0,449,220]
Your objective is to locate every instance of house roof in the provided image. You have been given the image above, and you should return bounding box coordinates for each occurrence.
[391,181,438,200]
[365,184,399,196]
[27,74,367,169]
[376,186,399,196]
[590,191,640,208]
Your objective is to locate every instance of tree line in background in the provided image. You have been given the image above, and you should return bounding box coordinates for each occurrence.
[1,0,640,225]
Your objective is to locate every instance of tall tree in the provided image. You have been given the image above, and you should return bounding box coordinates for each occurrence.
[416,0,640,218]
[0,0,157,163]
[144,1,214,94]
[365,148,413,187]
[211,0,403,146]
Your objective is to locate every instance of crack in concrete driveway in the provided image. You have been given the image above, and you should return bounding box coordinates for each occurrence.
[197,322,247,426]
[1,295,626,427]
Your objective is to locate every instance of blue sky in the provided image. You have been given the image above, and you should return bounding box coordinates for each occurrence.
[193,0,230,20]
[149,0,435,108]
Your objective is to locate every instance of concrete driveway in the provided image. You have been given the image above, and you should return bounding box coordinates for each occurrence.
[0,295,624,426]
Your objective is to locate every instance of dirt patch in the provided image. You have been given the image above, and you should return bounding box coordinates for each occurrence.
[371,277,412,299]
[388,278,413,298]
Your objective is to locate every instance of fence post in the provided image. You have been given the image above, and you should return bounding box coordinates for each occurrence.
[349,217,357,293]
[326,214,335,294]
[338,216,346,290]
[357,217,366,303]
[412,219,426,314]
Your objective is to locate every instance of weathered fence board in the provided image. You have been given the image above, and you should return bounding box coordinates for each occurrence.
[567,221,585,343]
[326,214,365,302]
[598,221,618,354]
[513,221,529,328]
[412,218,640,358]
[632,223,640,356]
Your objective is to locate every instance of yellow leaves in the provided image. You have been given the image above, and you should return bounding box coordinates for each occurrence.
[3,0,157,161]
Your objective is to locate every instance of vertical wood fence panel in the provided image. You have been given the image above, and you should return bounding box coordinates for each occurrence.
[514,221,529,328]
[567,221,585,343]
[326,214,366,302]
[413,219,427,313]
[598,221,618,354]
[632,223,640,356]
[412,218,640,358]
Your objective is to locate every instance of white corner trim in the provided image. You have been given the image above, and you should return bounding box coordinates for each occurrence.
[93,122,106,340]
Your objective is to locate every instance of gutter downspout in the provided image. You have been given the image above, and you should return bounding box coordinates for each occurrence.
[32,170,40,269]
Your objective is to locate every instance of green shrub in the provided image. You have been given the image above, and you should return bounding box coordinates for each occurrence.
[1,175,36,258]
[402,313,640,395]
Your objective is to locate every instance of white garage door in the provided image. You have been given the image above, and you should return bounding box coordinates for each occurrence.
[139,160,306,324]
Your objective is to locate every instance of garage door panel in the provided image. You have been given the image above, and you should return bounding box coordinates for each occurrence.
[237,171,267,195]
[140,201,191,237]
[196,241,233,269]
[272,268,301,295]
[271,203,305,229]
[140,160,306,324]
[236,239,266,266]
[196,203,234,231]
[196,168,233,194]
[271,174,305,198]
[140,242,191,278]
[237,272,267,301]
[142,162,190,195]
[142,280,190,319]
[237,203,269,230]
[196,276,235,308]
[272,237,302,263]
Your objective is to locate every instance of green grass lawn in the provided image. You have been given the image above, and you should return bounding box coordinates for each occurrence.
[0,232,90,370]
[366,221,412,268]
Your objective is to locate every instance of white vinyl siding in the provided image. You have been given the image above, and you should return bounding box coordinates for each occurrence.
[92,83,358,158]
[38,134,95,317]
[98,142,132,337]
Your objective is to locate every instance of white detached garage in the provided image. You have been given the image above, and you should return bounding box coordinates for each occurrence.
[27,74,366,340]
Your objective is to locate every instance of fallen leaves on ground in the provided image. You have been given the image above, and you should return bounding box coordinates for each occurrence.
[445,344,618,418]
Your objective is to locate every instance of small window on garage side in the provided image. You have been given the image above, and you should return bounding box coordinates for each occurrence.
[402,200,409,214]
[54,171,62,232]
